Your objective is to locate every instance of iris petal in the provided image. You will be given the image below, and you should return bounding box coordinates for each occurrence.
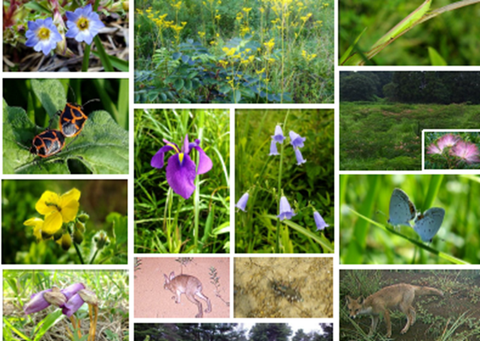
[166,153,197,199]
[151,145,175,169]
[190,143,213,175]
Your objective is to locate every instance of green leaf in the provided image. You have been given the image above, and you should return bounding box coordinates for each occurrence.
[93,35,114,71]
[428,47,447,66]
[91,51,129,71]
[3,317,33,341]
[33,310,64,341]
[174,78,185,91]
[107,212,128,247]
[4,104,129,174]
[31,79,66,118]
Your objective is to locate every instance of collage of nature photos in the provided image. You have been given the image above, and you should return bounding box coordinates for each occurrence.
[134,0,334,103]
[340,270,480,340]
[3,78,129,174]
[423,131,480,170]
[235,109,334,254]
[3,269,129,340]
[3,0,129,71]
[340,174,480,265]
[2,180,128,265]
[339,0,480,65]
[340,71,480,171]
[134,109,230,254]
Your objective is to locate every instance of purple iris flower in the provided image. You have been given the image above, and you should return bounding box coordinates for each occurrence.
[151,135,212,199]
[269,139,279,156]
[235,192,249,212]
[277,196,296,221]
[65,4,105,45]
[272,125,286,143]
[294,148,306,165]
[314,211,329,231]
[25,18,63,55]
[289,131,306,148]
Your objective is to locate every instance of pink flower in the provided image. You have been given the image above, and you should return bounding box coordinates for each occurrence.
[426,143,442,155]
[437,134,459,150]
[451,141,480,164]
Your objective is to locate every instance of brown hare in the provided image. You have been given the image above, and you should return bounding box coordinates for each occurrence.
[163,271,212,318]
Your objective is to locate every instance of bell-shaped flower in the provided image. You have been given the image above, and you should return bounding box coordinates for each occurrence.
[24,289,53,315]
[25,18,63,55]
[289,131,306,149]
[277,196,296,221]
[269,139,279,156]
[151,135,212,199]
[294,148,306,165]
[235,192,249,212]
[65,4,105,45]
[314,211,329,231]
[35,188,81,235]
[62,289,96,317]
[272,125,286,143]
[61,283,85,301]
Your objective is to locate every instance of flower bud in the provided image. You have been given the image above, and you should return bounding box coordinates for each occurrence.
[53,230,63,241]
[73,229,84,244]
[79,289,98,306]
[75,221,85,233]
[94,231,109,249]
[42,230,53,240]
[61,233,72,251]
[77,213,90,223]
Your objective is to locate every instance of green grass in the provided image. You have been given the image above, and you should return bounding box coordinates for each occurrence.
[134,0,334,103]
[340,102,480,170]
[235,109,334,253]
[340,174,480,264]
[134,109,230,253]
[340,0,480,65]
[3,269,128,341]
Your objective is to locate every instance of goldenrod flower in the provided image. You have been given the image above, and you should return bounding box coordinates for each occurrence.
[35,188,81,235]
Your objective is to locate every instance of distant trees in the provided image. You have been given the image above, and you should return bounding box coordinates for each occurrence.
[342,71,480,104]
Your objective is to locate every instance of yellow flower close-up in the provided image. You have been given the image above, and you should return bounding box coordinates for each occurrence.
[35,188,81,235]
[23,217,44,241]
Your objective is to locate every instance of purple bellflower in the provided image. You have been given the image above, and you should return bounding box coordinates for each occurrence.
[25,18,63,55]
[272,125,286,143]
[269,139,279,156]
[289,131,306,149]
[66,4,105,45]
[23,283,85,315]
[235,192,249,212]
[151,135,212,199]
[314,211,329,231]
[277,196,296,221]
[294,148,306,165]
[24,289,53,315]
[62,289,94,317]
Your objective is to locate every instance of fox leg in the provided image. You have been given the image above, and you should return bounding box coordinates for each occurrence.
[410,307,417,326]
[368,315,379,336]
[196,291,212,313]
[383,310,392,337]
[186,293,204,318]
[399,303,413,334]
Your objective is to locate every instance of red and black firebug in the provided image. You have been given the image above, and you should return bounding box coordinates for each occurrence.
[29,129,66,158]
[57,99,99,138]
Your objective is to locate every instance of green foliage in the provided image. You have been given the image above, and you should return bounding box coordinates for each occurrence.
[340,174,480,264]
[3,79,129,174]
[134,0,334,103]
[235,109,334,253]
[2,180,128,264]
[134,109,230,253]
[340,101,480,170]
[340,0,480,65]
[3,270,128,341]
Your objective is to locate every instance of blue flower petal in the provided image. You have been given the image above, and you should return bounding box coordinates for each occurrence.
[289,131,306,148]
[277,196,296,221]
[269,139,279,155]
[272,125,286,143]
[294,147,306,165]
[166,153,197,199]
[151,145,175,169]
[314,211,329,231]
[236,193,249,212]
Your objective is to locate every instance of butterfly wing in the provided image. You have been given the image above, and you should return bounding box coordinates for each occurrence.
[388,188,416,227]
[413,207,445,242]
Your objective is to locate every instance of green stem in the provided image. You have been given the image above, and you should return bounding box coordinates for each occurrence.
[166,188,174,252]
[275,110,290,253]
[73,242,85,264]
[89,248,99,264]
[173,197,183,252]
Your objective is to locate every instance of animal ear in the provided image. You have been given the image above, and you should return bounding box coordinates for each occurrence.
[358,296,365,304]
[169,271,175,280]
[164,274,169,282]
[346,295,352,304]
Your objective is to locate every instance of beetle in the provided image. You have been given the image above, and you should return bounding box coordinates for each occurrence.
[29,129,66,158]
[57,99,99,138]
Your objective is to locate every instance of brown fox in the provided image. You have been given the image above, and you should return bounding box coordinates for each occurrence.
[346,283,443,337]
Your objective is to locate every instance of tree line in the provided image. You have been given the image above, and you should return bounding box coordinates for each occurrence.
[134,323,333,341]
[340,71,480,104]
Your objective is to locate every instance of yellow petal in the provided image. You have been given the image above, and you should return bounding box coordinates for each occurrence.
[59,188,81,222]
[36,191,60,215]
[24,218,44,241]
[43,211,63,235]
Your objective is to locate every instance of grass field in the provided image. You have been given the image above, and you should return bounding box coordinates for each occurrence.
[340,102,480,170]
[340,174,480,264]
[134,0,334,103]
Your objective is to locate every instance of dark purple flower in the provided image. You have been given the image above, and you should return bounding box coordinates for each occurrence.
[314,211,329,231]
[289,131,306,148]
[272,125,286,143]
[151,135,212,199]
[24,289,53,315]
[62,293,85,317]
[277,196,295,221]
[294,148,306,165]
[235,192,249,212]
[269,139,279,156]
[65,4,105,45]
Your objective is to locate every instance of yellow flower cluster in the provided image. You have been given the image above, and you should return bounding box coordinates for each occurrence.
[302,50,317,62]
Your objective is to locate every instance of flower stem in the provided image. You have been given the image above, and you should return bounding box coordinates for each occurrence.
[166,188,174,252]
[89,248,100,264]
[73,241,85,264]
[276,110,290,253]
